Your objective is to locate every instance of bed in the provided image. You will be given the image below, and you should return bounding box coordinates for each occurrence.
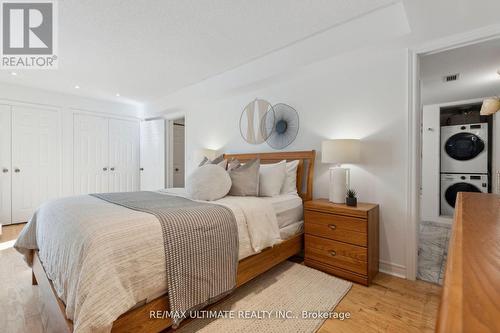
[16,151,315,333]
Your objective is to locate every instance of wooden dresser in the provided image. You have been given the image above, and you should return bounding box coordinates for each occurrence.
[436,193,500,332]
[304,199,379,286]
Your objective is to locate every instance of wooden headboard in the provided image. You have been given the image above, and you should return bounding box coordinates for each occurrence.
[223,150,316,201]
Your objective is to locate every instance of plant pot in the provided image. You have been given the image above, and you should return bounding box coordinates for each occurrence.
[345,197,357,207]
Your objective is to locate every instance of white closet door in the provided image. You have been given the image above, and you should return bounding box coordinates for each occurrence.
[140,119,165,191]
[109,119,140,192]
[0,105,12,225]
[11,106,61,223]
[73,114,109,194]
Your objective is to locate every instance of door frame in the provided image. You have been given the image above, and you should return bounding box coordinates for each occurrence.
[162,112,186,188]
[406,24,500,280]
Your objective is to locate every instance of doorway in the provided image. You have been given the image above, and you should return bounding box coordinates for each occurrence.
[168,118,185,188]
[411,36,500,284]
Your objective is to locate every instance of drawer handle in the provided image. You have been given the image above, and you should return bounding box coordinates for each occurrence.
[328,224,337,230]
[330,250,337,257]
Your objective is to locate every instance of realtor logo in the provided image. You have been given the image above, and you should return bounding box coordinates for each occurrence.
[1,0,58,69]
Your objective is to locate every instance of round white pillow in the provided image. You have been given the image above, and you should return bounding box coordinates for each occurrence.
[186,164,232,201]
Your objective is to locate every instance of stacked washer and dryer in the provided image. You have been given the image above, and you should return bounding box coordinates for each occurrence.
[440,123,489,216]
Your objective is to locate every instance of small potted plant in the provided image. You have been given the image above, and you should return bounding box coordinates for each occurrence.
[346,189,357,207]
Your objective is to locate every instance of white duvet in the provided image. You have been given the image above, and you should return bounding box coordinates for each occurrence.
[14,190,282,333]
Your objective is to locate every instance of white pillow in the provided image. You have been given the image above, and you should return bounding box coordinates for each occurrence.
[186,164,231,201]
[281,160,300,194]
[259,160,286,197]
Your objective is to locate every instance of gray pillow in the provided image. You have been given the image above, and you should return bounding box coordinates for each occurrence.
[198,154,227,169]
[227,158,240,171]
[228,158,260,196]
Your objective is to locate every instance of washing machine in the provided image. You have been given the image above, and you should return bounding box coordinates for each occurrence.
[440,173,488,216]
[441,123,488,173]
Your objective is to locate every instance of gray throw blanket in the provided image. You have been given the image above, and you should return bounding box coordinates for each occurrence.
[91,191,238,328]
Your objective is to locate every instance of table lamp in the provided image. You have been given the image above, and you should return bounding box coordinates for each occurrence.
[321,139,361,203]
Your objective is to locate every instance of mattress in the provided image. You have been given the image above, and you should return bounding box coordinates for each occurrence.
[163,189,304,229]
[261,193,304,228]
[279,220,304,240]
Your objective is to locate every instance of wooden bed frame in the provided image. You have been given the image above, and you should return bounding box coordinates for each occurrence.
[32,150,316,333]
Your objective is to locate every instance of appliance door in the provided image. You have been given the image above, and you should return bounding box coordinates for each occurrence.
[444,133,485,161]
[444,182,482,209]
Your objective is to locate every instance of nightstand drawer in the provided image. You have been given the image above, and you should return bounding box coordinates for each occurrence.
[304,210,367,246]
[305,234,367,275]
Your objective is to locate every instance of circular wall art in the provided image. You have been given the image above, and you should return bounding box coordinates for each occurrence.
[239,99,275,144]
[265,103,299,149]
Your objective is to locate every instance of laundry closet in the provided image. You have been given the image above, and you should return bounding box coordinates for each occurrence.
[421,101,498,223]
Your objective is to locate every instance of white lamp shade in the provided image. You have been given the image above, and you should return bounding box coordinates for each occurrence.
[480,98,500,116]
[322,139,361,164]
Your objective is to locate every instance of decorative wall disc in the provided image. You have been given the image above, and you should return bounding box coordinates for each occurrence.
[266,103,299,149]
[239,99,275,144]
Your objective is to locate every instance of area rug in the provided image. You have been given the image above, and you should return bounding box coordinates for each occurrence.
[176,261,352,333]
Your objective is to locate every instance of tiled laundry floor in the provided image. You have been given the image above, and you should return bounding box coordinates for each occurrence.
[417,221,452,285]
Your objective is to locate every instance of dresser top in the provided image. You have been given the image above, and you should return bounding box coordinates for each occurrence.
[437,193,500,332]
[304,199,378,217]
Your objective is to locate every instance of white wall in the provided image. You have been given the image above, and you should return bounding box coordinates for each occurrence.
[0,82,141,198]
[152,46,410,276]
[420,38,500,105]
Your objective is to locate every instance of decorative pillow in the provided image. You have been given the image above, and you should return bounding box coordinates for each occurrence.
[281,160,300,194]
[198,154,227,169]
[227,158,240,171]
[228,158,260,196]
[186,164,231,201]
[211,154,224,165]
[259,160,286,197]
[198,156,209,167]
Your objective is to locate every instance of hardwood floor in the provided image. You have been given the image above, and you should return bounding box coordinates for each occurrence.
[320,273,441,333]
[0,224,441,333]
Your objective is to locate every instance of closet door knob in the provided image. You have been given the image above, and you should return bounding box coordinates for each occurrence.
[110,167,115,171]
[103,167,108,171]
[2,168,8,173]
[14,168,20,173]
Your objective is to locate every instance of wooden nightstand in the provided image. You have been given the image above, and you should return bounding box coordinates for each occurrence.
[304,199,379,286]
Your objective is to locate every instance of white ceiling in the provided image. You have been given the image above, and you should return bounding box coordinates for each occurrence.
[421,38,500,105]
[0,0,396,105]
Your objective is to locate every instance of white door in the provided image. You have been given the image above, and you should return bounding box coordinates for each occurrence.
[11,106,61,223]
[0,105,12,225]
[140,119,165,191]
[73,114,109,194]
[421,104,441,222]
[109,119,140,192]
[172,123,185,187]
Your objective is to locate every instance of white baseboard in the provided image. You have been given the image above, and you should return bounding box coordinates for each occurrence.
[379,260,406,279]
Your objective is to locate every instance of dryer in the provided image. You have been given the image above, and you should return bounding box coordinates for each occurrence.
[441,123,488,173]
[440,173,488,216]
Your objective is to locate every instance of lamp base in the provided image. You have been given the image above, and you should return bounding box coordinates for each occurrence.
[329,167,348,204]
